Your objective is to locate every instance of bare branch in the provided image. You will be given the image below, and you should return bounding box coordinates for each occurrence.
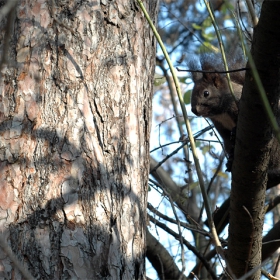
[149,215,217,279]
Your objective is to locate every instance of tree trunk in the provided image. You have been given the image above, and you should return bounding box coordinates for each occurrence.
[0,0,158,279]
[228,1,280,278]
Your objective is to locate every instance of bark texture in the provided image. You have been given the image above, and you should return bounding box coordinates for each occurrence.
[228,1,280,278]
[0,0,158,279]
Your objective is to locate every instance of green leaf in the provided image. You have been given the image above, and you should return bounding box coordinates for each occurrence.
[212,169,229,179]
[178,76,190,84]
[154,74,166,86]
[203,17,212,28]
[195,141,201,148]
[202,31,215,41]
[202,145,211,155]
[188,181,199,190]
[198,42,219,53]
[183,89,192,104]
[192,23,202,30]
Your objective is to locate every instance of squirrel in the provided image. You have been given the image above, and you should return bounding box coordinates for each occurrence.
[190,53,245,170]
[190,53,280,180]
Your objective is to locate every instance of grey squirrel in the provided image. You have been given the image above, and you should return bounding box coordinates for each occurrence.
[190,53,245,170]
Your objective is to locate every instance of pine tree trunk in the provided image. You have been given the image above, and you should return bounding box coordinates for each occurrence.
[0,0,158,278]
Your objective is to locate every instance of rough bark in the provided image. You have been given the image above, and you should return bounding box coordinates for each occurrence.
[0,0,158,279]
[228,1,280,278]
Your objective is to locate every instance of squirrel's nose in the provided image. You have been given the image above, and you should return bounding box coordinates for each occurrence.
[191,106,198,115]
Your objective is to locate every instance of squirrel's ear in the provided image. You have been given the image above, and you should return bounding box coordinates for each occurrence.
[212,73,222,88]
[192,71,202,82]
[203,72,222,88]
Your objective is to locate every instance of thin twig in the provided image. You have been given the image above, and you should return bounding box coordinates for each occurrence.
[149,215,218,280]
[261,268,280,280]
[198,153,225,224]
[148,203,210,236]
[161,188,186,278]
[0,0,18,22]
[245,0,258,27]
[177,67,249,74]
[150,125,213,172]
[273,254,280,277]
[0,0,17,68]
[265,195,280,214]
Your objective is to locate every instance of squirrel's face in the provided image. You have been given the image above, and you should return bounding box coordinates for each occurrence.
[191,88,211,117]
[191,81,224,118]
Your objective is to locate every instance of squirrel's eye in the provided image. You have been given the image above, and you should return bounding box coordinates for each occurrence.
[203,91,209,98]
